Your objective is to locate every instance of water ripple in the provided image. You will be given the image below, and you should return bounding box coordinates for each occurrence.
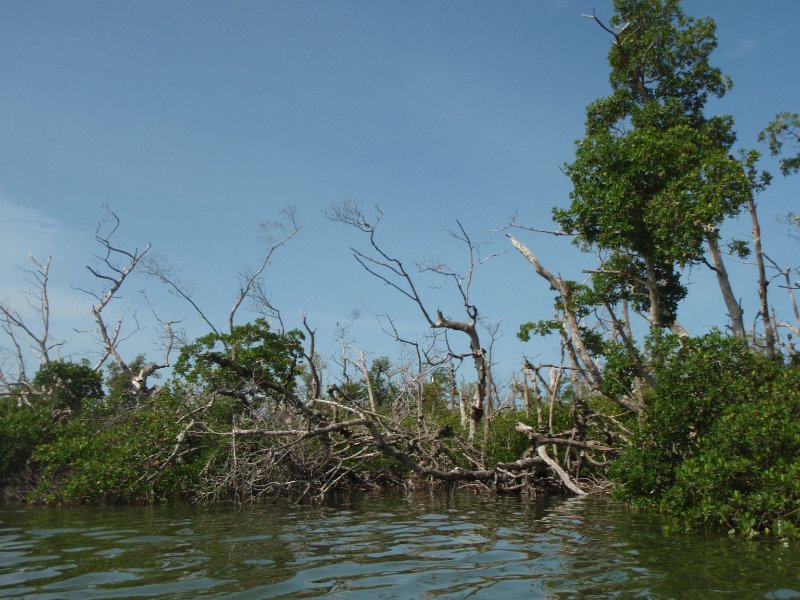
[0,495,798,598]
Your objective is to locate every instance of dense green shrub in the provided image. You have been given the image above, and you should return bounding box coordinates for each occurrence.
[0,401,51,479]
[485,410,536,465]
[1,360,105,483]
[611,331,799,537]
[174,319,304,403]
[664,365,799,537]
[31,392,222,504]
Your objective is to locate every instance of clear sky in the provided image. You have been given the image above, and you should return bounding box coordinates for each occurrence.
[1,0,798,387]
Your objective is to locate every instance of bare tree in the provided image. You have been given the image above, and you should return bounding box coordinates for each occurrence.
[764,255,800,354]
[144,207,301,340]
[0,255,62,399]
[77,208,170,398]
[329,202,498,441]
[229,207,301,332]
[704,227,746,342]
[745,193,777,358]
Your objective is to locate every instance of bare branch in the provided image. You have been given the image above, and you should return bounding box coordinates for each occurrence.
[332,203,495,442]
[229,206,301,331]
[489,211,573,237]
[143,255,218,336]
[0,255,62,367]
[83,207,151,382]
[302,314,322,400]
[507,235,610,401]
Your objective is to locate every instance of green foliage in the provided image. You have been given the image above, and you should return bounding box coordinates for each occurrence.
[0,401,51,478]
[31,392,222,504]
[33,359,104,413]
[555,0,756,326]
[485,411,534,465]
[663,365,799,537]
[612,332,799,537]
[422,367,451,416]
[369,356,399,407]
[726,239,750,259]
[759,111,800,176]
[330,358,401,409]
[518,319,562,342]
[600,341,639,399]
[0,359,103,486]
[642,326,682,369]
[175,319,304,408]
[336,380,369,406]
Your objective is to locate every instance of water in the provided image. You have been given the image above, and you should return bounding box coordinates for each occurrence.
[0,493,798,599]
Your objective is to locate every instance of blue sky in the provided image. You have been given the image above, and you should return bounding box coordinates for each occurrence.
[1,0,798,386]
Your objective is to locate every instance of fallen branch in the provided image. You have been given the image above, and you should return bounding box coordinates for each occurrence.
[515,422,619,453]
[536,445,587,495]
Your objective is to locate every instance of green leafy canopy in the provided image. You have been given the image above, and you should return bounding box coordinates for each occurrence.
[554,0,757,326]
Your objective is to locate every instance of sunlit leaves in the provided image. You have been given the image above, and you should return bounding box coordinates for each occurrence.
[555,0,756,326]
[759,112,800,176]
[174,318,305,404]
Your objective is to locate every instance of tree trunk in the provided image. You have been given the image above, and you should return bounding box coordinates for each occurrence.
[508,236,603,387]
[459,387,469,430]
[643,253,663,329]
[468,388,480,442]
[747,196,776,358]
[448,360,456,411]
[706,231,746,342]
[620,297,648,404]
[416,374,424,432]
[358,351,377,412]
[434,310,487,444]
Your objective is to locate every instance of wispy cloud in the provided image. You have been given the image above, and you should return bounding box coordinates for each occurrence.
[728,37,759,59]
[0,197,91,323]
[0,197,63,274]
[0,198,85,366]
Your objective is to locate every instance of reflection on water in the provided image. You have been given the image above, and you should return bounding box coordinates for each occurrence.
[0,494,798,598]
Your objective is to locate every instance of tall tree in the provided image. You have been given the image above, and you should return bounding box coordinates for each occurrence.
[553,0,754,329]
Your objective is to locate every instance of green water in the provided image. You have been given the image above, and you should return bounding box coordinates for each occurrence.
[0,493,797,598]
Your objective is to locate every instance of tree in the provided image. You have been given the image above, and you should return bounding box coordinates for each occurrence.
[759,112,800,354]
[365,356,399,408]
[0,255,60,400]
[422,367,450,415]
[553,0,754,329]
[174,319,305,414]
[329,202,497,442]
[32,359,104,414]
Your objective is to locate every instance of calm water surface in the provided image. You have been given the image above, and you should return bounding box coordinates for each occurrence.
[0,493,798,599]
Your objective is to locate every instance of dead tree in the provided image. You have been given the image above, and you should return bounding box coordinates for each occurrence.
[704,227,746,342]
[145,207,300,339]
[746,194,777,358]
[329,202,497,442]
[508,235,644,414]
[77,208,170,399]
[0,255,62,401]
[141,206,605,498]
[764,255,800,355]
[228,206,301,333]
